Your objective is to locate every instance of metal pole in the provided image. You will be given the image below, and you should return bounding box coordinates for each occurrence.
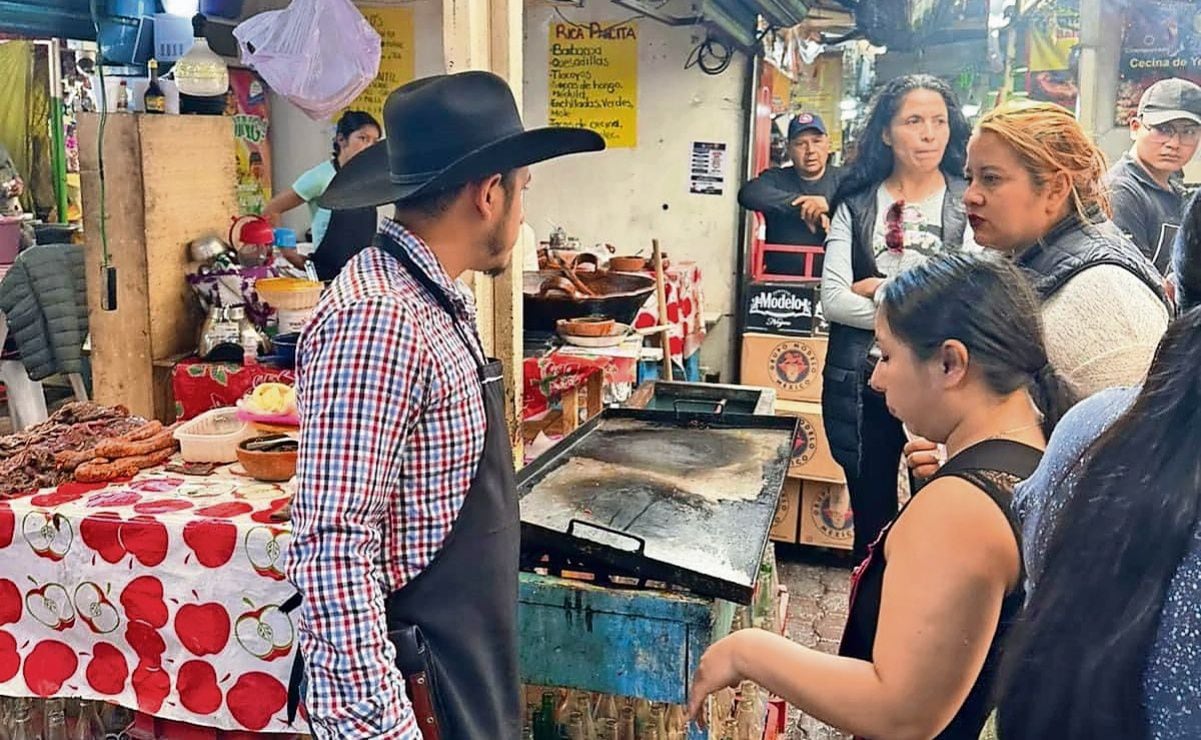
[48,38,69,223]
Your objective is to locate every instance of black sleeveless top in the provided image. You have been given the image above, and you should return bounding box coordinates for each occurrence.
[838,439,1043,739]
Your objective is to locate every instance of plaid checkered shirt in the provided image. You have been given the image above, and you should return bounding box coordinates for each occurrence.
[287,219,487,738]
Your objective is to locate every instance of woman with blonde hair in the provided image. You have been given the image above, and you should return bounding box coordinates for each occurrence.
[963,100,1170,395]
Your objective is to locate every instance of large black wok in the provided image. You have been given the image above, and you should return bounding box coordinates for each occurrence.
[523,270,656,332]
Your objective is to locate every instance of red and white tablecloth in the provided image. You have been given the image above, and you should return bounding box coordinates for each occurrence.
[0,467,300,734]
[171,359,295,422]
[522,347,639,419]
[627,261,705,366]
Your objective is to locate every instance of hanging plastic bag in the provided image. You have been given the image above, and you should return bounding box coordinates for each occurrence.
[233,0,381,121]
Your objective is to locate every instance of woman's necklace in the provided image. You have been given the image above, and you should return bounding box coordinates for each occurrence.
[946,421,1042,459]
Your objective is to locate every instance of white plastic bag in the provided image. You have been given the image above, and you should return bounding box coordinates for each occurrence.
[233,0,381,121]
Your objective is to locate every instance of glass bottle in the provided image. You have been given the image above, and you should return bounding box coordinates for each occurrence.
[143,59,166,114]
[596,717,618,740]
[574,693,595,739]
[734,694,761,740]
[175,14,229,97]
[565,711,587,740]
[595,694,619,723]
[650,703,669,740]
[634,699,652,736]
[44,698,67,740]
[116,80,129,112]
[70,700,105,740]
[618,706,636,740]
[713,688,736,728]
[9,699,34,740]
[667,704,687,739]
[537,691,558,740]
[719,717,738,740]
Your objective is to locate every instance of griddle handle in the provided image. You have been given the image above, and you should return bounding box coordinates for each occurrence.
[566,519,646,556]
[671,398,727,416]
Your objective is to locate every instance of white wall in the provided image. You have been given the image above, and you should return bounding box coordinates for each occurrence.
[521,1,749,378]
[267,0,445,237]
[263,0,750,377]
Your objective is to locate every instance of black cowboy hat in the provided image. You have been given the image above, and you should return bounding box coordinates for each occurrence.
[320,71,605,210]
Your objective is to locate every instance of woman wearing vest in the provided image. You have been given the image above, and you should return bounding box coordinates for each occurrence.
[263,110,382,281]
[976,194,1201,740]
[964,101,1171,395]
[688,254,1075,739]
[820,74,976,560]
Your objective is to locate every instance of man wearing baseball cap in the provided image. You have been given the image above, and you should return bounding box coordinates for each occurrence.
[1106,77,1201,273]
[738,112,844,260]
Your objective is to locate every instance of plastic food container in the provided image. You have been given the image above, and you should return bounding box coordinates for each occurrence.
[173,407,255,463]
[255,277,323,311]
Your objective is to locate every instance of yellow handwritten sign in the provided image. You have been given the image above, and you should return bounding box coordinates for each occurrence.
[548,20,638,148]
[346,4,415,122]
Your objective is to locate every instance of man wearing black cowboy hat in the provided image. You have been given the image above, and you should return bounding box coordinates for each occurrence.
[284,72,603,739]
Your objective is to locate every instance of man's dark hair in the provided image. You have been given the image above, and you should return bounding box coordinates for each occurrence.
[395,170,519,220]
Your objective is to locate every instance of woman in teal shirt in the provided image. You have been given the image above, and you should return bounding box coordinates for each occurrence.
[263,110,380,279]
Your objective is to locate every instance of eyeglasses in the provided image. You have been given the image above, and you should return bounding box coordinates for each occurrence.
[885,200,905,253]
[1145,121,1201,143]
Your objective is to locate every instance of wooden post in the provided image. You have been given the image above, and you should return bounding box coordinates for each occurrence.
[443,0,525,465]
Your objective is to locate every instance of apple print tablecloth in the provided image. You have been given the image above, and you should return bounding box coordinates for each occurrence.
[172,359,296,422]
[0,467,301,734]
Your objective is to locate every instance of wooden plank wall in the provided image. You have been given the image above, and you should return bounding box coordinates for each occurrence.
[79,114,237,420]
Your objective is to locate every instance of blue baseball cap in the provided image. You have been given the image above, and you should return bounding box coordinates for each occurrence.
[788,112,828,139]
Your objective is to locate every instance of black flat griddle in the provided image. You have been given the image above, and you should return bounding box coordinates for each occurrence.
[518,407,798,603]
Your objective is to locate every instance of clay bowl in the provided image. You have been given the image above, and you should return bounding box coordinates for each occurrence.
[608,256,647,272]
[557,316,615,337]
[236,435,298,482]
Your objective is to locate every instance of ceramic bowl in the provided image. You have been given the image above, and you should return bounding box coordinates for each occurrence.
[236,436,298,482]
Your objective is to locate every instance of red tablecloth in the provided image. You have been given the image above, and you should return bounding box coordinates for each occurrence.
[172,360,294,422]
[627,261,705,365]
[0,465,299,733]
[523,349,638,419]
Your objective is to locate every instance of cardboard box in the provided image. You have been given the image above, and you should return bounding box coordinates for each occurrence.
[799,479,854,550]
[770,477,801,543]
[743,281,829,337]
[776,400,846,483]
[740,333,827,402]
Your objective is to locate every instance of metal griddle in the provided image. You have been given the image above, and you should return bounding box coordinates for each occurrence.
[518,407,798,603]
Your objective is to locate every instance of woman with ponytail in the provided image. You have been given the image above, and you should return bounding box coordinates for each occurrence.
[992,189,1201,740]
[688,253,1074,740]
[263,110,381,280]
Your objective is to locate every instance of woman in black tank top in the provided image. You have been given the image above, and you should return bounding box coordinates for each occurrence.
[688,254,1079,739]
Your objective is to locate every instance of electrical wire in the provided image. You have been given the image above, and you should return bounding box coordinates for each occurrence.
[684,30,733,75]
[88,0,110,272]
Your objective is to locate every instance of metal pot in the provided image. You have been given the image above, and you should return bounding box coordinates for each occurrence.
[523,270,655,332]
[189,234,232,264]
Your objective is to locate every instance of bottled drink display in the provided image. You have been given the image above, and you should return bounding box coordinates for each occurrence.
[523,686,700,740]
[115,80,129,112]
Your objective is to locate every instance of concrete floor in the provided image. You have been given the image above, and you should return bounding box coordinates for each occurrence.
[776,547,855,740]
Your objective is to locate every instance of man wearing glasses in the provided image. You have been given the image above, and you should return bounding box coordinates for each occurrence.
[1107,78,1201,273]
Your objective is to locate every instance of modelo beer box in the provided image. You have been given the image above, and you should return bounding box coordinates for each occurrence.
[740,333,827,402]
[799,480,853,550]
[770,477,802,543]
[775,400,845,483]
[743,281,829,336]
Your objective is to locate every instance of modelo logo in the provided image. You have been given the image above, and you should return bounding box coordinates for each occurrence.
[768,341,819,390]
[810,485,853,541]
[749,290,815,319]
[773,490,791,527]
[791,415,818,466]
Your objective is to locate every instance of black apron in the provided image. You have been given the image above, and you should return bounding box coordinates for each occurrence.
[309,204,378,282]
[286,232,522,739]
